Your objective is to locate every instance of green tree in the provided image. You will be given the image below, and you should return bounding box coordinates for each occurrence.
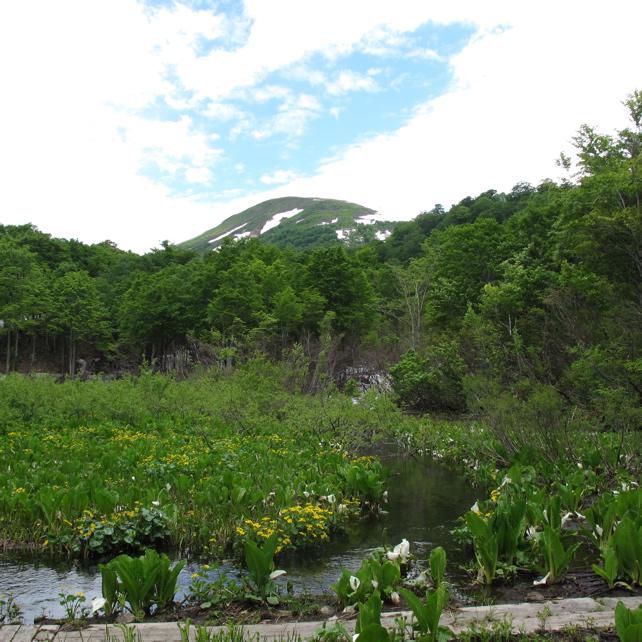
[305,246,375,336]
[50,271,111,375]
[0,239,49,372]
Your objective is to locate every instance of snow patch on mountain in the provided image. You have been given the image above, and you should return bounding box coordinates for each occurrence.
[261,208,304,234]
[208,223,247,244]
[356,214,382,224]
[319,218,339,226]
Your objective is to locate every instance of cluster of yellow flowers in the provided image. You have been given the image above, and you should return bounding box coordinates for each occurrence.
[351,455,377,466]
[43,433,63,446]
[281,503,333,542]
[111,428,147,442]
[72,503,146,539]
[77,426,98,434]
[235,502,336,552]
[161,452,191,467]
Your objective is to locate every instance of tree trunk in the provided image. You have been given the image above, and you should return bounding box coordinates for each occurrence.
[31,334,36,370]
[5,329,10,373]
[14,330,19,371]
[69,329,76,377]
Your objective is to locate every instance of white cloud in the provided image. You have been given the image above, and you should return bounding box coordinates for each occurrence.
[118,114,221,175]
[0,0,226,251]
[0,0,640,253]
[260,170,299,185]
[204,102,246,121]
[250,85,292,102]
[326,70,379,96]
[406,47,443,61]
[171,0,520,104]
[258,1,642,221]
[185,167,214,184]
[251,93,322,139]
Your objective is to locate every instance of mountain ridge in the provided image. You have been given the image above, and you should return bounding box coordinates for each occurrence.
[179,196,397,252]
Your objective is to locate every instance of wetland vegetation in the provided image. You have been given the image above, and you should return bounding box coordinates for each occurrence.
[1,93,641,639]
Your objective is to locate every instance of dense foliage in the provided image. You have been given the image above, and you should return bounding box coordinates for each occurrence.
[1,90,640,445]
[0,92,642,430]
[0,363,396,557]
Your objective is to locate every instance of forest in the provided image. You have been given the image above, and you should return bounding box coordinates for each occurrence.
[1,92,640,436]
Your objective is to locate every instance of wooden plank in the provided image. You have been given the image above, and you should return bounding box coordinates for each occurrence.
[0,625,22,642]
[47,596,642,641]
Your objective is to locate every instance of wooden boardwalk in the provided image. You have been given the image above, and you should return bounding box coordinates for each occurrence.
[1,596,641,641]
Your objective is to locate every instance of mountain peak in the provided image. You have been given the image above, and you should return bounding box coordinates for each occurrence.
[179,196,396,252]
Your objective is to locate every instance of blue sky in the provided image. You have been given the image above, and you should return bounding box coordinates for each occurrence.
[134,17,475,200]
[0,1,640,252]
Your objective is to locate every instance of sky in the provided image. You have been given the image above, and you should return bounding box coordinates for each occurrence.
[1,1,640,254]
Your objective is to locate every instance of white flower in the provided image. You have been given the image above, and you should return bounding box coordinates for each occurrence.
[151,500,160,507]
[327,494,336,504]
[352,635,359,642]
[386,539,410,563]
[533,572,550,586]
[471,502,480,514]
[390,591,400,605]
[561,512,573,527]
[594,525,604,538]
[500,476,512,488]
[91,597,106,613]
[371,580,379,590]
[349,576,360,592]
[269,570,287,580]
[526,526,539,541]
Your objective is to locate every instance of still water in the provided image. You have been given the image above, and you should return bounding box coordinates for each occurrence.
[0,456,479,623]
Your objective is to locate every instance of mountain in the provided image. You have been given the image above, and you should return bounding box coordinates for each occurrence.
[179,196,397,252]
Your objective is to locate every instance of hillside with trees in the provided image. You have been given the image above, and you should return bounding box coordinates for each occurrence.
[1,92,640,435]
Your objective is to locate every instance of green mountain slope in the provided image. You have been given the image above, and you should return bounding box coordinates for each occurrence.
[179,196,396,252]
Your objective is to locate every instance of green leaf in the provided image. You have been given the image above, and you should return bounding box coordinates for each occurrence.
[356,624,389,642]
[429,547,446,590]
[398,588,429,634]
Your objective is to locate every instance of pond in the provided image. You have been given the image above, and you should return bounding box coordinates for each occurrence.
[0,455,479,623]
